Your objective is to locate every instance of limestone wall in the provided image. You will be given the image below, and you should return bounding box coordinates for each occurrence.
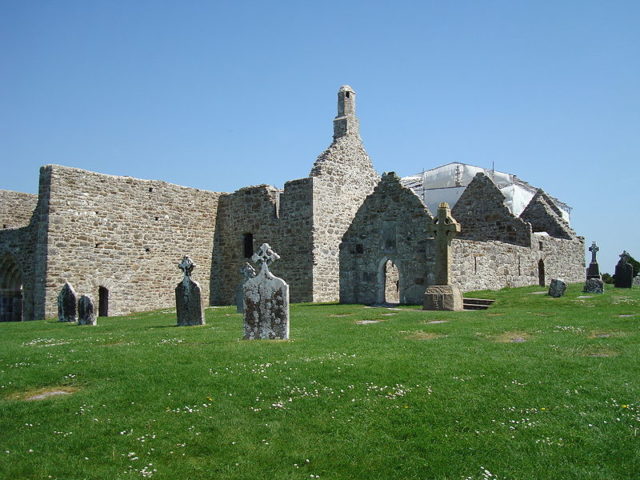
[451,234,585,292]
[39,165,222,319]
[340,173,434,304]
[311,135,379,302]
[211,178,314,304]
[0,190,37,230]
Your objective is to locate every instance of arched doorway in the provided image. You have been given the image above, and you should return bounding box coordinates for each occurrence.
[98,286,109,317]
[384,259,400,304]
[538,259,545,287]
[0,253,23,322]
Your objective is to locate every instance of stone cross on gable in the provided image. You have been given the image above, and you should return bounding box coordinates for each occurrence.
[252,243,280,272]
[589,242,599,264]
[428,202,461,285]
[178,255,195,278]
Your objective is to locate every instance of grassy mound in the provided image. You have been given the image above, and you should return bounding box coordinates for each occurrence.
[1,284,638,479]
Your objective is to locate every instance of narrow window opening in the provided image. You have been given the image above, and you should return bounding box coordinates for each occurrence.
[148,187,153,193]
[2,224,6,229]
[355,244,364,254]
[345,91,350,98]
[155,216,159,221]
[145,247,151,253]
[243,233,254,258]
[474,256,478,274]
[539,241,543,250]
[98,287,109,317]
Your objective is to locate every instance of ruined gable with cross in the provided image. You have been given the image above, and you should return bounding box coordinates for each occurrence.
[423,202,464,311]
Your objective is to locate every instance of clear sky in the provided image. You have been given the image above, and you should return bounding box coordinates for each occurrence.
[1,1,638,273]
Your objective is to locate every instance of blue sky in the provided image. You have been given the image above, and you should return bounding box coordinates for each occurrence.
[1,1,638,273]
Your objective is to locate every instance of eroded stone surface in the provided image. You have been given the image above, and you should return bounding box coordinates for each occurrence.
[176,256,205,326]
[548,278,567,297]
[424,285,463,311]
[57,282,77,322]
[243,244,289,340]
[614,251,633,288]
[77,295,97,325]
[583,278,604,294]
[236,262,256,313]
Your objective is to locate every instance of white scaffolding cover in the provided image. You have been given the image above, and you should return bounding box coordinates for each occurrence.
[401,162,571,224]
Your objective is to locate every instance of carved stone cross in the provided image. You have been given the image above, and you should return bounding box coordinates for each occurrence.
[428,202,461,285]
[178,255,195,278]
[589,242,599,264]
[252,243,280,272]
[240,262,256,281]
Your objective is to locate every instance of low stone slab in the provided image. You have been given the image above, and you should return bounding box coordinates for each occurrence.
[548,279,567,298]
[423,285,463,311]
[583,278,604,294]
[78,295,97,325]
[57,282,78,322]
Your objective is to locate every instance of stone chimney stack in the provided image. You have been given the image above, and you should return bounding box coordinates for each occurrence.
[333,85,359,139]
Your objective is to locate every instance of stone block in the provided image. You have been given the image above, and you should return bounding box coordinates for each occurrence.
[423,285,463,311]
[583,278,604,294]
[548,278,567,297]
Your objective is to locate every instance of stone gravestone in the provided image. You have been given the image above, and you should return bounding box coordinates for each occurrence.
[243,243,290,340]
[586,241,601,280]
[614,251,634,289]
[423,202,463,311]
[583,277,604,294]
[236,262,256,313]
[77,295,97,325]
[175,256,205,326]
[548,278,567,297]
[57,282,78,322]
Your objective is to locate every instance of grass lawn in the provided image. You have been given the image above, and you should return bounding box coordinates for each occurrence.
[0,284,638,479]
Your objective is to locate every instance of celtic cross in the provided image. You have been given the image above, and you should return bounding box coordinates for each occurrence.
[252,243,280,273]
[178,255,195,278]
[428,202,461,285]
[589,242,599,264]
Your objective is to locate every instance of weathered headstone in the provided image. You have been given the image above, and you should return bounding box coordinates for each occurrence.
[236,262,256,313]
[614,251,634,288]
[583,277,604,294]
[423,202,463,311]
[77,295,97,325]
[586,241,601,280]
[634,275,640,287]
[57,282,78,322]
[548,278,567,297]
[243,243,289,340]
[175,256,205,326]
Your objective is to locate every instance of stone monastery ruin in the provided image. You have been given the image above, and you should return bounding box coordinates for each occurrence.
[0,86,585,321]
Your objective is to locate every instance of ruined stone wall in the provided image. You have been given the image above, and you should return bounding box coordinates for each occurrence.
[0,190,37,230]
[0,225,38,320]
[451,234,585,292]
[452,173,532,247]
[310,135,379,302]
[340,173,434,305]
[211,178,314,304]
[39,165,222,319]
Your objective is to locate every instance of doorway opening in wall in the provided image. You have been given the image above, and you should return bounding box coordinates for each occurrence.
[98,286,109,317]
[538,260,545,287]
[383,260,400,304]
[0,253,23,322]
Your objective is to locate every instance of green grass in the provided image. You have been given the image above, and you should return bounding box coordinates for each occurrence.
[1,284,639,480]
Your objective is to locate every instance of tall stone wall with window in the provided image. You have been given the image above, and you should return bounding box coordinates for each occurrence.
[37,165,222,319]
[309,85,380,302]
[210,177,314,305]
